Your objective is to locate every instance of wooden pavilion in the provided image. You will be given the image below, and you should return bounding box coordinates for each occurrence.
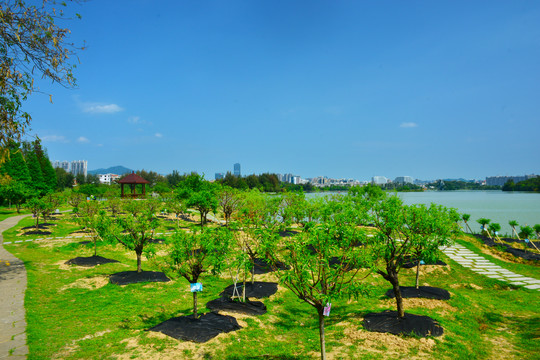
[118,172,150,198]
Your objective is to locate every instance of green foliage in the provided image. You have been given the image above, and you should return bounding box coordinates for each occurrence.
[502,177,540,192]
[518,226,534,240]
[0,0,80,162]
[175,173,218,227]
[0,179,33,212]
[25,196,49,229]
[533,224,540,239]
[0,141,31,184]
[105,201,159,272]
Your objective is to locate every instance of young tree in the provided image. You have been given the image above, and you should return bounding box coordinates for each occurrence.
[77,205,110,256]
[25,196,48,229]
[534,224,540,240]
[164,227,232,319]
[461,213,473,233]
[217,186,241,226]
[509,220,520,239]
[176,173,218,227]
[107,201,158,273]
[0,179,32,212]
[0,0,81,163]
[369,196,457,318]
[477,218,491,237]
[265,221,371,360]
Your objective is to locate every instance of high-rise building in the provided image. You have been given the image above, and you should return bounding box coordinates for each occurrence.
[371,176,388,185]
[70,160,87,177]
[53,160,70,172]
[394,176,414,185]
[215,173,224,180]
[234,163,241,177]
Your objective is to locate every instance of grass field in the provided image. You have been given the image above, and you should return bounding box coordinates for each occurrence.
[2,213,539,359]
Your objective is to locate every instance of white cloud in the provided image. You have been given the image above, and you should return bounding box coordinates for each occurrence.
[42,135,68,143]
[155,133,163,138]
[128,116,142,124]
[77,136,90,143]
[400,122,418,128]
[82,103,124,114]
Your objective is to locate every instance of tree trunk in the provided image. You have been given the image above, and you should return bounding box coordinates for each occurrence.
[193,292,198,319]
[94,239,98,257]
[415,260,420,289]
[136,251,142,273]
[390,272,405,318]
[251,263,255,284]
[318,308,326,360]
[35,214,40,229]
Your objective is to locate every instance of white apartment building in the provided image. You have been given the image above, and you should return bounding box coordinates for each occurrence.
[70,160,88,177]
[99,173,120,184]
[371,176,388,185]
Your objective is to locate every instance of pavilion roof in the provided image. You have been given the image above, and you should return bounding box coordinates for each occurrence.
[117,172,150,184]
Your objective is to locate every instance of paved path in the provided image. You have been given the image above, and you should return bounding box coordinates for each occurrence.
[0,215,30,359]
[442,243,540,290]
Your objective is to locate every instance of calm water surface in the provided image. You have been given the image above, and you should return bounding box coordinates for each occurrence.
[308,191,540,236]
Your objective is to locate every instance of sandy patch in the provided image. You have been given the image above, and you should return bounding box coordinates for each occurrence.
[55,329,111,359]
[483,334,519,359]
[379,297,457,314]
[328,322,437,359]
[60,276,109,291]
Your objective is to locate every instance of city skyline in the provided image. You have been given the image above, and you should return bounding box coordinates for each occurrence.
[23,1,540,180]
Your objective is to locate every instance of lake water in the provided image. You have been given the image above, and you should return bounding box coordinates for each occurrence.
[307,191,540,236]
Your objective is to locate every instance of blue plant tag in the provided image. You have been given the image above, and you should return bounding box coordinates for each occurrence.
[525,239,530,243]
[190,283,203,292]
[419,260,425,265]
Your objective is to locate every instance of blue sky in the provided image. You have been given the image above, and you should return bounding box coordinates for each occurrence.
[25,0,540,181]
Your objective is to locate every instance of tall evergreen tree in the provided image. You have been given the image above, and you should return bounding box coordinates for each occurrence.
[24,149,46,194]
[0,142,31,185]
[32,139,57,192]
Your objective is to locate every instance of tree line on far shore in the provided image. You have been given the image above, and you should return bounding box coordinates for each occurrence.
[502,177,540,193]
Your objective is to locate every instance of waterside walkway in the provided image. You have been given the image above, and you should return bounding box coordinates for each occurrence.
[0,215,30,360]
[442,243,540,291]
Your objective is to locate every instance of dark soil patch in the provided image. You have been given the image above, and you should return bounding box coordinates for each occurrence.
[149,312,241,343]
[109,271,170,285]
[147,238,165,244]
[221,281,278,299]
[65,256,119,267]
[385,286,451,300]
[279,230,299,237]
[22,223,54,230]
[474,234,540,261]
[79,240,91,245]
[206,297,267,315]
[70,229,91,235]
[23,230,52,235]
[250,258,291,274]
[401,259,447,269]
[363,310,444,337]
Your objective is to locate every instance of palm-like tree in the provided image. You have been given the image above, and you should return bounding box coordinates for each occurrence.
[488,223,502,243]
[477,218,491,237]
[533,224,540,239]
[461,213,473,233]
[509,220,520,239]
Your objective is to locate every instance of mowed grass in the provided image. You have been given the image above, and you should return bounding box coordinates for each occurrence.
[2,216,539,359]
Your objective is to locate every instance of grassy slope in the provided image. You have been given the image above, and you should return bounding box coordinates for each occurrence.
[2,218,539,359]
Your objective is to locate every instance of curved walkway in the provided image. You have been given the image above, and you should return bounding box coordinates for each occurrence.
[0,215,30,359]
[442,243,540,291]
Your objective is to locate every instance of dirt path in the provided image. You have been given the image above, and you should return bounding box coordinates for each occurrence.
[0,215,31,359]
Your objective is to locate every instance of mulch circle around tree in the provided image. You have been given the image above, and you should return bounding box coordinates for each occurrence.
[206,297,267,316]
[22,223,54,230]
[279,230,299,237]
[474,234,540,261]
[147,238,165,244]
[401,259,447,269]
[220,281,278,299]
[149,312,241,343]
[65,256,119,267]
[385,286,451,300]
[250,258,291,274]
[109,271,170,285]
[363,310,444,337]
[23,230,52,235]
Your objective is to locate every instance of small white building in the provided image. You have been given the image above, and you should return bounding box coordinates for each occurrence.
[99,173,120,185]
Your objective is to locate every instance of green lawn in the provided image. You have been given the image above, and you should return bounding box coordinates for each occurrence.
[2,218,538,359]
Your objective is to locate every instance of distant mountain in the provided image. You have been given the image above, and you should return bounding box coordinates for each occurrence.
[88,166,133,176]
